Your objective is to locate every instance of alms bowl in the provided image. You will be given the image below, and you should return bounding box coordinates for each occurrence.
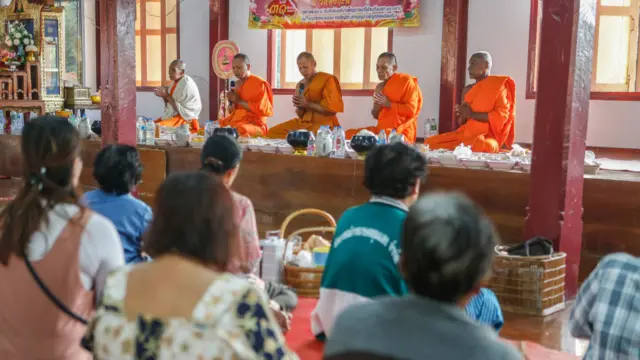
[286,130,313,155]
[213,127,239,139]
[350,135,378,157]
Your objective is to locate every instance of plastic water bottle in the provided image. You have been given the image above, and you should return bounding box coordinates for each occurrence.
[377,129,387,145]
[307,132,316,156]
[10,112,23,135]
[136,117,145,144]
[429,118,438,137]
[0,112,5,135]
[145,118,155,145]
[333,126,346,158]
[204,120,214,139]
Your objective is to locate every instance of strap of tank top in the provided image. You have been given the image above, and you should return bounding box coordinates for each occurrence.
[23,208,93,325]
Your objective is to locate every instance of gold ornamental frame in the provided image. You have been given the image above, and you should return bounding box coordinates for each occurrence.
[40,6,65,113]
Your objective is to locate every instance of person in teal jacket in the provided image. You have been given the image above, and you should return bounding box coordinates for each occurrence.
[311,142,427,339]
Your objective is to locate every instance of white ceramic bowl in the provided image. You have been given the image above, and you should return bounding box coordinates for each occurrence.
[487,160,516,171]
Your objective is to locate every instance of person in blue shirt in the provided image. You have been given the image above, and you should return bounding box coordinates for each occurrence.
[83,145,152,264]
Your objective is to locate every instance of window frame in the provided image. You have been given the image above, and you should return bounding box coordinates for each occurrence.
[266,28,394,96]
[526,0,640,101]
[135,0,180,92]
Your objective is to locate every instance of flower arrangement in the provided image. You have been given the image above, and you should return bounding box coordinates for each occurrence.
[0,48,17,65]
[3,21,35,65]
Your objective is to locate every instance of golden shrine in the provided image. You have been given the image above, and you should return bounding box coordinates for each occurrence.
[0,0,65,114]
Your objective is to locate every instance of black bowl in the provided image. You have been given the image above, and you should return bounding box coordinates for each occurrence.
[350,135,378,155]
[91,120,102,137]
[213,126,239,139]
[286,130,314,151]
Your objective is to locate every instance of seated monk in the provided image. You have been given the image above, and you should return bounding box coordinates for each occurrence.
[266,52,344,138]
[220,53,274,137]
[154,59,202,134]
[346,52,423,143]
[425,51,515,153]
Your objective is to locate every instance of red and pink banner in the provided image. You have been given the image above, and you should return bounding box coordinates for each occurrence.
[248,0,420,29]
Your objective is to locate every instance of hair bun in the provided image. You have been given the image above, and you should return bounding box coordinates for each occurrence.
[204,157,225,173]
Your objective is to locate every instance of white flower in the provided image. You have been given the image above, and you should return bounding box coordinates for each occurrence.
[13,39,19,46]
[23,38,29,45]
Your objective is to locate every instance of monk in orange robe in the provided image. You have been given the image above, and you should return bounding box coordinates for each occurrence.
[345,52,423,143]
[219,54,273,137]
[154,59,202,134]
[425,52,515,153]
[266,52,344,138]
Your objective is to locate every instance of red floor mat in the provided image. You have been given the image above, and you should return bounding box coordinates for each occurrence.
[285,298,579,360]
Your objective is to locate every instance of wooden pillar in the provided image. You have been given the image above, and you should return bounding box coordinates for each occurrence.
[524,0,596,297]
[209,0,229,121]
[99,0,137,145]
[438,0,468,134]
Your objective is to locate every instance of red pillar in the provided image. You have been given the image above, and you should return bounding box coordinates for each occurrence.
[524,0,596,297]
[209,0,229,121]
[99,0,137,145]
[438,0,468,134]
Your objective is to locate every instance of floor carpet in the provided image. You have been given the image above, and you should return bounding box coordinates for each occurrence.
[285,298,579,360]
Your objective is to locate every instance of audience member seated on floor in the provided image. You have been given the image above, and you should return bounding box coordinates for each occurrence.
[200,134,298,331]
[82,172,297,359]
[84,145,152,264]
[311,142,427,339]
[324,193,522,360]
[425,51,516,153]
[153,59,202,134]
[0,117,124,360]
[569,252,640,359]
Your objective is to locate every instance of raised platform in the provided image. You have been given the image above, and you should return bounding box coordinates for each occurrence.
[1,136,639,282]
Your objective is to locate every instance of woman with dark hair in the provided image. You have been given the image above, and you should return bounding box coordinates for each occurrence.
[84,145,152,264]
[82,172,296,359]
[0,117,124,359]
[324,193,522,360]
[200,134,298,332]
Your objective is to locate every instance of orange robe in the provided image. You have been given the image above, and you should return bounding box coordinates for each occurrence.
[345,73,422,143]
[154,81,200,134]
[266,72,344,139]
[219,74,274,137]
[425,75,516,153]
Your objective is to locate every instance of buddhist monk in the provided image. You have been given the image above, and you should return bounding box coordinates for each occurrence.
[219,54,274,137]
[266,52,344,138]
[154,59,202,134]
[345,52,423,143]
[425,51,515,153]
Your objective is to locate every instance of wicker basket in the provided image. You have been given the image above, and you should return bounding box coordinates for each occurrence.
[487,245,566,316]
[281,209,336,298]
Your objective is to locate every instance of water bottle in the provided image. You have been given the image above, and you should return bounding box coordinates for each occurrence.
[10,112,23,135]
[429,118,438,137]
[424,119,431,140]
[307,132,316,156]
[333,126,346,158]
[377,129,387,145]
[145,118,155,145]
[136,117,145,144]
[204,120,215,139]
[0,112,5,135]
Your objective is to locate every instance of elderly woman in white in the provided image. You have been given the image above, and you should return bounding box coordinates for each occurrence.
[153,59,202,134]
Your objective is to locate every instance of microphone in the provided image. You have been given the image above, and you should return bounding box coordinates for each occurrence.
[229,80,236,106]
[297,84,305,110]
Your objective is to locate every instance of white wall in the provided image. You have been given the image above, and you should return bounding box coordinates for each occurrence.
[228,0,444,137]
[467,0,640,149]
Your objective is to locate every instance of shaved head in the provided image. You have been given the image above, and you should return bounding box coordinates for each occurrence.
[297,52,316,62]
[468,51,492,80]
[376,52,398,81]
[378,52,398,66]
[169,59,186,80]
[296,52,317,79]
[232,53,251,79]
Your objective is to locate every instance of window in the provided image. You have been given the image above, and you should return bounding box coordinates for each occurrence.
[268,28,392,94]
[135,0,179,89]
[55,0,83,85]
[528,0,640,99]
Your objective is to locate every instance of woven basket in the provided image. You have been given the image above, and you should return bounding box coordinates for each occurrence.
[280,209,336,298]
[487,245,566,317]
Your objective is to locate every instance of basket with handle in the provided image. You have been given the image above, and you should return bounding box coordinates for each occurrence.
[280,208,336,298]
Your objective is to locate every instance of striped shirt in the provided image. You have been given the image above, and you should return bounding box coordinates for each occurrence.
[569,253,640,360]
[466,288,505,331]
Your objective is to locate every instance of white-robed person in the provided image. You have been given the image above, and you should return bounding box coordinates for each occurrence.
[153,59,202,134]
